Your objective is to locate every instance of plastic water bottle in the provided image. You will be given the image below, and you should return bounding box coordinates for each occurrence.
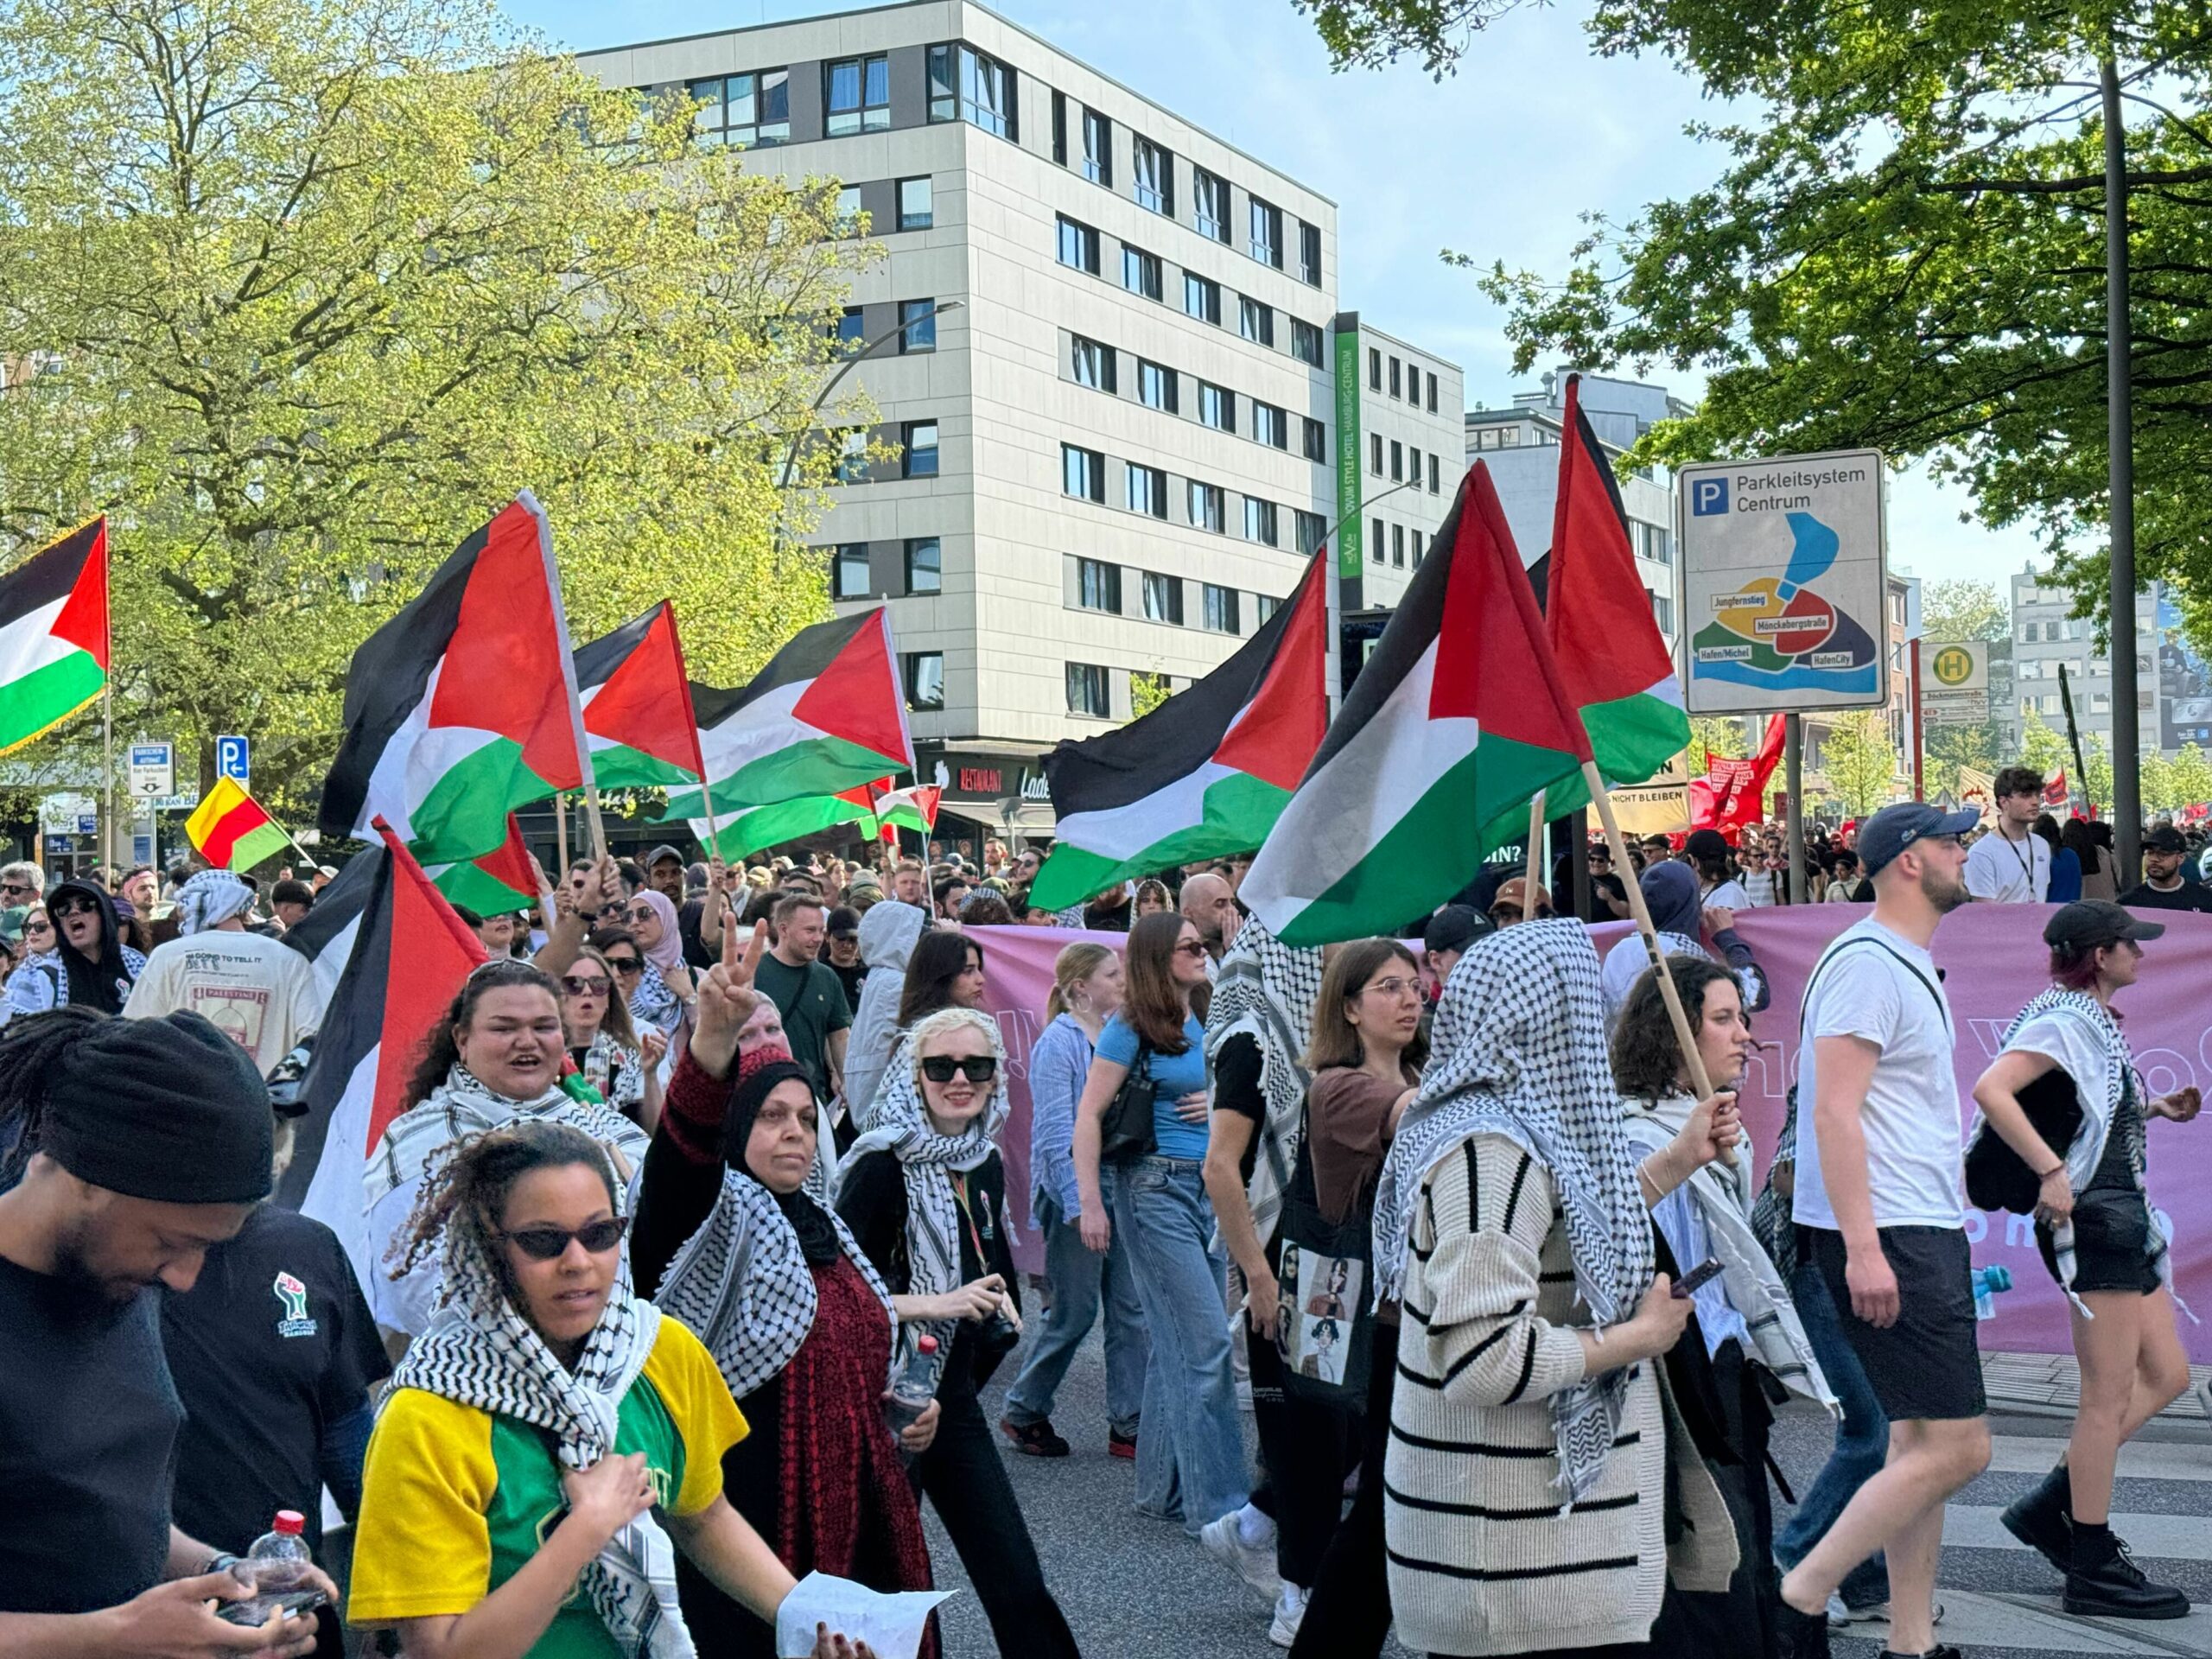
[883,1334,942,1440]
[241,1511,313,1592]
[1971,1263,2013,1322]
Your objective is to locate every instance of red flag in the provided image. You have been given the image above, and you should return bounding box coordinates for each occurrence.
[365,820,489,1152]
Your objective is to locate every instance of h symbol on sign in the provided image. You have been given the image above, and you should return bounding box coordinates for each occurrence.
[1691,478,1730,517]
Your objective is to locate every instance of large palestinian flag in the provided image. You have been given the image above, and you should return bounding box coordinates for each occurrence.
[284,820,487,1287]
[0,518,108,754]
[429,813,539,917]
[575,602,709,792]
[282,845,379,1006]
[1243,465,1592,945]
[319,493,588,862]
[1028,550,1330,911]
[663,608,914,831]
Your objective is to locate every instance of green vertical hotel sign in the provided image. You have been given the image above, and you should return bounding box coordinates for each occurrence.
[1332,318,1363,578]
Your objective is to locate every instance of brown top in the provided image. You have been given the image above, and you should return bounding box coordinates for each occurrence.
[1307,1064,1417,1227]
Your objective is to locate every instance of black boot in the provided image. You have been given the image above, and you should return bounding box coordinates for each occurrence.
[1999,1463,2072,1575]
[2064,1522,2190,1619]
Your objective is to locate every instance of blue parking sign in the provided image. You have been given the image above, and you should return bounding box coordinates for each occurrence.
[216,734,250,785]
[1691,477,1731,517]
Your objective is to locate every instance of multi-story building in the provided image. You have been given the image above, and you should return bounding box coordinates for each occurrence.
[1332,316,1463,613]
[2006,571,2162,760]
[581,2,1343,842]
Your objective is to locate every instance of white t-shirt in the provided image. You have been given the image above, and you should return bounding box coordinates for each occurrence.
[1791,917,1965,1232]
[1964,826,2050,903]
[123,927,326,1073]
[1702,877,1753,911]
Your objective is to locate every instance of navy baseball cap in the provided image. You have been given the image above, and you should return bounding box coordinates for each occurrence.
[1857,802,1980,878]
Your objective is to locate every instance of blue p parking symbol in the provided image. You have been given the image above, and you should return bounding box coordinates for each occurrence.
[1691,478,1730,517]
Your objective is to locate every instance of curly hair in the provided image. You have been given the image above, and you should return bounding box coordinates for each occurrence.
[400,959,564,1115]
[388,1119,615,1281]
[1610,955,1741,1103]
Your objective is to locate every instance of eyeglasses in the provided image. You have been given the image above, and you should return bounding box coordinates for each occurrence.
[1360,976,1422,1000]
[499,1217,630,1261]
[563,975,611,996]
[48,897,99,920]
[606,957,642,976]
[1173,940,1209,958]
[920,1054,999,1084]
[23,917,52,935]
[626,906,657,924]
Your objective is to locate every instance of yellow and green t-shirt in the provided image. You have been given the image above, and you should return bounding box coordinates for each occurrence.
[349,1313,747,1658]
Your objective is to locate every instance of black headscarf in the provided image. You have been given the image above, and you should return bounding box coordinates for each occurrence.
[45,879,135,1014]
[723,1057,840,1265]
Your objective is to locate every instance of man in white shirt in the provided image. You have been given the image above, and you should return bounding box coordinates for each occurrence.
[124,870,325,1076]
[1963,766,2051,902]
[1685,827,1754,909]
[1776,802,1989,1659]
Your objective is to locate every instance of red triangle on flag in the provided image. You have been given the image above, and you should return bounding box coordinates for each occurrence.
[582,603,702,777]
[791,610,911,766]
[1212,550,1331,791]
[50,518,110,671]
[367,820,489,1152]
[1546,377,1674,705]
[473,814,538,897]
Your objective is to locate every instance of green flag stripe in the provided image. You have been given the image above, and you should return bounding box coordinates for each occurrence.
[223,821,293,873]
[662,734,899,819]
[1028,772,1292,910]
[587,742,697,791]
[0,649,104,753]
[410,738,562,863]
[701,793,874,861]
[434,860,536,916]
[1585,690,1691,788]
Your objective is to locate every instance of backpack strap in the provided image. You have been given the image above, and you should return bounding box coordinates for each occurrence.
[1798,935,1948,1041]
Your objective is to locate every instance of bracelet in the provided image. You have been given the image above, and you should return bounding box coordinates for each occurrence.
[577,909,601,923]
[200,1552,242,1577]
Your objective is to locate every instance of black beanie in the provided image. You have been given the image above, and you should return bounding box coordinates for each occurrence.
[41,1011,273,1204]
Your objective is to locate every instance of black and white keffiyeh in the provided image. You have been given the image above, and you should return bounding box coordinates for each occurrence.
[177,868,256,935]
[628,962,680,1037]
[392,1191,693,1657]
[1204,915,1325,1248]
[365,1065,651,1209]
[1372,918,1656,1505]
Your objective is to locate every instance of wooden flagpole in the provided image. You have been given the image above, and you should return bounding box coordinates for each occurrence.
[1523,791,1545,920]
[554,791,569,874]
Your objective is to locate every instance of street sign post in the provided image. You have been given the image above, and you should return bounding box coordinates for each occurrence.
[215,734,250,785]
[1922,640,1990,724]
[128,741,175,799]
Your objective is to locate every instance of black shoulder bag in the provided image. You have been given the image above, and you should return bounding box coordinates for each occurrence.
[1098,1040,1157,1164]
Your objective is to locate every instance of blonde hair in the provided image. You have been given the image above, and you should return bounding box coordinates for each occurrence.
[1046,941,1116,1020]
[906,1005,1006,1082]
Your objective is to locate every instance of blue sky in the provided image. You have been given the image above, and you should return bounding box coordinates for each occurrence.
[509,0,2037,599]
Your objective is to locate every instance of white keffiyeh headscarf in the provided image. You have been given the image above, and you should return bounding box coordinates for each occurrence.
[178,868,255,935]
[391,1154,693,1657]
[1371,919,1656,1505]
[1204,915,1325,1248]
[365,1064,651,1210]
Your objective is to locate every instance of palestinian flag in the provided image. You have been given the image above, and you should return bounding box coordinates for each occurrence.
[1243,465,1592,945]
[663,608,913,825]
[429,814,539,917]
[1029,550,1330,911]
[319,493,588,863]
[283,819,487,1287]
[0,518,108,755]
[1539,373,1689,820]
[868,781,940,843]
[184,777,291,871]
[575,602,709,792]
[696,790,879,861]
[282,845,379,1007]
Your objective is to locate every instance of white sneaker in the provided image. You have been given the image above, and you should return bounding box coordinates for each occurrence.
[1200,1511,1282,1604]
[1268,1583,1310,1648]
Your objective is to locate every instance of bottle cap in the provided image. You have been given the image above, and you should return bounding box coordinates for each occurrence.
[917,1335,938,1354]
[273,1511,306,1535]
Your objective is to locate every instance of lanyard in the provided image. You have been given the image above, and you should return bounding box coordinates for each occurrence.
[946,1169,989,1262]
[2001,830,2037,890]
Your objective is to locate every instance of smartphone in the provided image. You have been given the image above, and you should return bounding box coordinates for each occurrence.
[217,1589,329,1627]
[1671,1258,1725,1299]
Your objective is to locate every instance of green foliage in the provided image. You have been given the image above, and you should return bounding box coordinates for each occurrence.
[1819,709,1898,816]
[2171,741,2212,808]
[1130,671,1173,719]
[2019,712,2071,779]
[1688,715,1750,763]
[0,0,881,821]
[1921,580,2011,645]
[2139,751,2177,812]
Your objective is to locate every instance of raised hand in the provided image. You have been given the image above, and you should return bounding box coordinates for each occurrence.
[690,919,767,1077]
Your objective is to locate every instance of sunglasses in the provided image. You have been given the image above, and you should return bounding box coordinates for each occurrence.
[499,1216,630,1261]
[0,881,32,898]
[627,906,657,923]
[23,917,52,934]
[920,1054,999,1084]
[606,956,642,975]
[563,975,611,995]
[1173,940,1209,958]
[48,898,99,920]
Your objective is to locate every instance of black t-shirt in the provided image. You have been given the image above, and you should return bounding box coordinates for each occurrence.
[160,1205,390,1554]
[2119,880,2212,914]
[830,957,869,1012]
[0,1255,181,1613]
[1211,1031,1266,1186]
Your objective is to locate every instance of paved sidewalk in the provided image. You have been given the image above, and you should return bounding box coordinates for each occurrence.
[1986,1349,2212,1427]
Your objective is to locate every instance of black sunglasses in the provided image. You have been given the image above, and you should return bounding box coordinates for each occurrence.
[499,1217,630,1260]
[48,897,100,920]
[0,880,33,897]
[563,975,611,995]
[920,1054,998,1084]
[606,957,642,975]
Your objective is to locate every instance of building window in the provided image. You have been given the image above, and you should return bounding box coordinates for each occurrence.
[1137,359,1178,413]
[831,543,870,599]
[1253,401,1287,449]
[1391,524,1405,567]
[1127,464,1167,518]
[1122,245,1163,302]
[927,43,1016,138]
[899,299,937,353]
[1389,357,1401,399]
[1183,272,1221,325]
[1062,443,1105,502]
[1194,167,1230,242]
[1243,497,1278,547]
[1427,374,1439,414]
[1071,334,1116,391]
[1389,439,1403,481]
[836,305,866,350]
[1370,517,1383,563]
[1238,295,1274,346]
[1077,558,1121,613]
[1056,214,1100,274]
[1290,319,1323,365]
[834,186,863,232]
[1369,346,1382,390]
[1427,454,1440,493]
[1204,582,1243,633]
[1143,570,1184,623]
[1649,591,1672,633]
[1249,196,1282,267]
[824,55,889,136]
[904,651,944,710]
[1298,220,1321,286]
[1051,91,1068,163]
[1255,593,1279,624]
[1408,365,1423,406]
[1408,445,1421,484]
[1081,106,1111,185]
[1066,661,1111,717]
[1370,432,1382,474]
[1189,480,1224,532]
[836,428,868,484]
[1303,417,1326,463]
[2091,690,2112,714]
[1294,509,1325,556]
[1410,529,1424,564]
[902,421,939,478]
[689,70,789,148]
[1198,381,1234,431]
[905,537,942,594]
[897,176,933,230]
[1133,136,1173,215]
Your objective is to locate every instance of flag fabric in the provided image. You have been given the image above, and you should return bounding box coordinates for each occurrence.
[695,790,881,862]
[284,820,488,1288]
[0,518,108,755]
[1689,715,1785,833]
[429,813,539,917]
[319,493,588,862]
[574,602,709,792]
[1243,465,1592,946]
[664,608,914,832]
[1029,550,1331,912]
[868,781,941,843]
[184,777,292,871]
[282,846,379,1007]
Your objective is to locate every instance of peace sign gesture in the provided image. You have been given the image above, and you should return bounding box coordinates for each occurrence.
[690,918,768,1078]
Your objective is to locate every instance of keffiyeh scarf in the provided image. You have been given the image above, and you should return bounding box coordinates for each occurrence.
[365,1065,652,1210]
[393,1205,693,1657]
[628,961,680,1037]
[1203,915,1325,1249]
[177,869,256,935]
[1372,919,1656,1505]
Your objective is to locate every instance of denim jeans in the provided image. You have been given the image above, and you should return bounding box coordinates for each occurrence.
[1775,1262,1891,1609]
[1004,1182,1149,1437]
[1114,1156,1249,1534]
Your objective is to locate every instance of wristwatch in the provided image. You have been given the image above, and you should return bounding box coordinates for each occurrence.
[577,908,601,923]
[200,1552,242,1578]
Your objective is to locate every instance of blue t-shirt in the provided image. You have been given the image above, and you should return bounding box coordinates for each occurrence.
[1095,1011,1211,1160]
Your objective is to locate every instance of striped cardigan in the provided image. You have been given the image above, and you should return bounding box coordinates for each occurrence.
[1384,1131,1736,1656]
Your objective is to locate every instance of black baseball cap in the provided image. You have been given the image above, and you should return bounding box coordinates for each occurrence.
[1856,801,1980,877]
[1423,904,1493,956]
[2143,824,2186,854]
[2044,900,2163,953]
[826,905,861,939]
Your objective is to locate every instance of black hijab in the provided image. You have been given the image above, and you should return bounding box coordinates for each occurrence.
[723,1057,841,1265]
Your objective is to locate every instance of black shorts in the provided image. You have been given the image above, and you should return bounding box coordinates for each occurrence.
[2037,1187,2163,1297]
[1808,1224,1986,1422]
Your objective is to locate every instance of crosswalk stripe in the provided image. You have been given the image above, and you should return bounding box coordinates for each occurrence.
[1986,1433,2212,1484]
[1945,1503,2212,1562]
[1847,1586,2212,1658]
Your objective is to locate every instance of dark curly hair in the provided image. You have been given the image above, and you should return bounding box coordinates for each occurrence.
[1610,955,1742,1103]
[389,1119,614,1281]
[400,959,564,1115]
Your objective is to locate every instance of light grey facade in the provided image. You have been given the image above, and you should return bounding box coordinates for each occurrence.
[1334,316,1465,612]
[2007,570,2166,759]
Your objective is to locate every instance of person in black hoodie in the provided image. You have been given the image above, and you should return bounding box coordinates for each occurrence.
[2,878,144,1020]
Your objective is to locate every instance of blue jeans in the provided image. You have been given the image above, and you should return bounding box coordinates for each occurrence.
[1114,1157,1249,1535]
[1005,1183,1149,1437]
[1776,1262,1891,1609]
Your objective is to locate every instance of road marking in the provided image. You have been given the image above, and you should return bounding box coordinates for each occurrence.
[1985,1434,2212,1484]
[1947,1503,2212,1563]
[1858,1586,2212,1656]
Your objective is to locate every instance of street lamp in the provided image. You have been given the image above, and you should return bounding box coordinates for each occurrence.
[776,298,966,498]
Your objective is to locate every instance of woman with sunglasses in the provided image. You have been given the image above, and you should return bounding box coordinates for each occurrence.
[836,1007,1083,1659]
[562,944,666,1133]
[1072,912,1249,1545]
[3,878,143,1022]
[621,889,697,1039]
[351,1120,877,1659]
